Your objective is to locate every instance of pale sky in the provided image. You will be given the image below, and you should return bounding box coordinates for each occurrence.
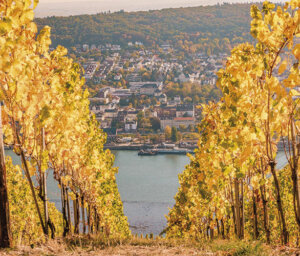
[35,0,287,17]
[39,0,285,2]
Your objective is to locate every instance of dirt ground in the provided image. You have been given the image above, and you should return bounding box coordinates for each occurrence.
[1,238,300,256]
[0,244,212,256]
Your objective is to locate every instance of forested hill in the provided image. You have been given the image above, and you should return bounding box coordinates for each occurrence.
[35,3,262,53]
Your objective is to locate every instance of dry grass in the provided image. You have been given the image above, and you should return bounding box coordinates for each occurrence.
[0,236,299,256]
[0,237,208,256]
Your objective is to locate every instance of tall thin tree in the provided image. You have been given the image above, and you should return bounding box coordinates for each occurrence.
[0,103,12,248]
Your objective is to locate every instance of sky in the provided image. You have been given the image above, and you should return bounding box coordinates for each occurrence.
[35,0,287,17]
[39,0,285,3]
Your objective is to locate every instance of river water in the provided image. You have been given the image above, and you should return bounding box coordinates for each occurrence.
[5,150,287,236]
[113,151,190,235]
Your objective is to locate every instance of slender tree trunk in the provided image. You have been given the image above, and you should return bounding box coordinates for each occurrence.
[61,183,69,236]
[66,188,72,234]
[41,128,49,236]
[210,226,214,240]
[240,182,244,239]
[73,199,77,234]
[226,215,231,238]
[13,122,46,235]
[260,184,270,244]
[90,206,94,235]
[61,183,66,236]
[94,208,98,234]
[48,217,56,239]
[88,204,91,235]
[229,180,237,235]
[42,174,48,236]
[0,104,12,248]
[206,225,209,240]
[201,225,205,240]
[81,194,86,234]
[231,205,236,235]
[290,122,300,231]
[252,191,259,240]
[221,218,225,239]
[216,218,220,237]
[296,173,300,228]
[270,161,289,244]
[234,178,241,239]
[291,170,300,230]
[18,137,46,235]
[73,194,80,234]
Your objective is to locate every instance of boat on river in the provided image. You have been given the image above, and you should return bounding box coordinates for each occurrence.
[138,149,158,156]
[157,149,194,155]
[138,148,194,155]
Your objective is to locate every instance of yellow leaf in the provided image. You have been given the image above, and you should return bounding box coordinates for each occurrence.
[278,60,287,75]
[33,0,39,9]
[290,89,300,97]
[293,44,300,60]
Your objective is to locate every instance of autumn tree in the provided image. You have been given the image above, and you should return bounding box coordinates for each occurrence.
[166,0,300,245]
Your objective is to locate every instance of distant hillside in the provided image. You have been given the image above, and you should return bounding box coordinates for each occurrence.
[35,3,262,53]
[34,0,273,18]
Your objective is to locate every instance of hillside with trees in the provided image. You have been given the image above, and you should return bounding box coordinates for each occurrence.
[35,3,260,54]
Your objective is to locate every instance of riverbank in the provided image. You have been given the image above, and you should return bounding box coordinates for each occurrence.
[104,143,196,154]
[1,236,297,256]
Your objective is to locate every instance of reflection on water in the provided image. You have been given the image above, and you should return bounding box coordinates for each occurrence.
[5,149,288,236]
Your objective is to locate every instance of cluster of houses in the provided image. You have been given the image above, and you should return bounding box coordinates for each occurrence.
[73,43,227,88]
[71,42,230,134]
[159,104,195,130]
[83,61,99,80]
[89,84,197,134]
[70,37,300,136]
[93,55,118,83]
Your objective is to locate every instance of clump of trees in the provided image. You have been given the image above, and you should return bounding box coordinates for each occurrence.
[166,1,300,245]
[164,82,221,104]
[0,0,129,248]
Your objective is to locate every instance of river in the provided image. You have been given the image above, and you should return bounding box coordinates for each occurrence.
[5,150,288,236]
[113,150,190,235]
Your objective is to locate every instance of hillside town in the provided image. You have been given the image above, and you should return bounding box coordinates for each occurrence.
[64,39,297,147]
[89,84,197,132]
[65,42,226,143]
[71,42,226,88]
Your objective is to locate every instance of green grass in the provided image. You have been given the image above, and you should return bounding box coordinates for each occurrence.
[63,235,272,255]
[210,240,269,256]
[3,235,285,255]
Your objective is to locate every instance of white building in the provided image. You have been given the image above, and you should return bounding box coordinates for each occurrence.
[125,120,137,132]
[135,41,143,46]
[129,82,163,95]
[84,62,99,80]
[160,117,195,130]
[82,44,89,51]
